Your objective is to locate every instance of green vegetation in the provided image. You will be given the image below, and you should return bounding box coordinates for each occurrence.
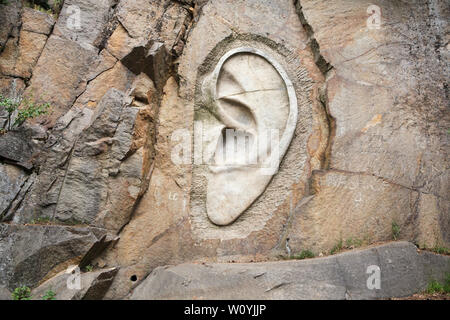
[345,237,363,248]
[84,265,94,272]
[426,275,450,294]
[29,216,52,225]
[0,94,50,131]
[391,221,401,240]
[330,239,343,255]
[12,286,32,300]
[0,0,9,5]
[291,250,315,260]
[42,289,56,300]
[330,237,365,255]
[24,0,63,17]
[430,246,450,255]
[416,243,449,255]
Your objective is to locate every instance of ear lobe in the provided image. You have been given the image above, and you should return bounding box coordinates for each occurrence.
[201,48,298,226]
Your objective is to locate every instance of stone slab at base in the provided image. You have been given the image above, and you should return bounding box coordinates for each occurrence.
[130,242,449,300]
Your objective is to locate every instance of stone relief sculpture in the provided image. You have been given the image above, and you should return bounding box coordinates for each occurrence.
[199,48,298,226]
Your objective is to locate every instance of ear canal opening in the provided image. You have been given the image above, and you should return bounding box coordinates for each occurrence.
[212,127,256,168]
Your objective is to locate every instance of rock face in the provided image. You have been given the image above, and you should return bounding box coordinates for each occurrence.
[130,242,450,300]
[53,89,143,231]
[31,267,118,300]
[0,0,448,300]
[0,165,28,220]
[0,224,108,291]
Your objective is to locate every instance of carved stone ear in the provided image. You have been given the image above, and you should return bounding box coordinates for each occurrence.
[201,48,298,226]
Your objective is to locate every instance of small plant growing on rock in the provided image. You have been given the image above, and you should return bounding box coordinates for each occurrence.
[431,246,449,255]
[42,289,56,300]
[330,239,343,255]
[29,216,52,225]
[425,274,450,294]
[292,250,315,260]
[84,265,94,272]
[12,286,32,300]
[0,94,50,131]
[391,221,401,240]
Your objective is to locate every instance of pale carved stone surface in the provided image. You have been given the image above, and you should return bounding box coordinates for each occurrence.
[199,48,298,226]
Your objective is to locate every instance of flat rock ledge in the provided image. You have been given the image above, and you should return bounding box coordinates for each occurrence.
[130,242,449,300]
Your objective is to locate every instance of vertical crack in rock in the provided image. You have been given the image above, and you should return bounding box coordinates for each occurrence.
[295,0,335,170]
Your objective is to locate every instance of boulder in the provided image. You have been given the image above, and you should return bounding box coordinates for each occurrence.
[32,267,118,300]
[0,223,108,291]
[130,242,450,300]
[0,130,36,169]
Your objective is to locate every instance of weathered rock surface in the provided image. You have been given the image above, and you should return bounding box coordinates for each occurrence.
[13,106,95,223]
[0,223,108,291]
[0,164,28,220]
[0,0,21,51]
[0,286,11,300]
[13,89,146,232]
[295,0,449,247]
[130,242,450,300]
[0,6,55,79]
[21,7,55,35]
[285,170,445,254]
[54,89,143,231]
[53,0,114,51]
[0,129,37,169]
[32,267,118,300]
[0,0,448,301]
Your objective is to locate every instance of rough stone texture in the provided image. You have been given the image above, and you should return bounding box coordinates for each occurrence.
[0,164,28,220]
[130,242,450,300]
[0,0,448,301]
[72,60,135,110]
[23,0,118,127]
[0,0,21,51]
[0,129,36,169]
[0,286,11,300]
[21,7,55,35]
[121,41,171,91]
[106,23,144,61]
[0,223,108,291]
[13,106,95,223]
[286,170,424,254]
[0,8,54,79]
[12,89,144,232]
[52,0,114,51]
[32,267,118,300]
[296,0,449,247]
[24,35,99,126]
[53,89,143,231]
